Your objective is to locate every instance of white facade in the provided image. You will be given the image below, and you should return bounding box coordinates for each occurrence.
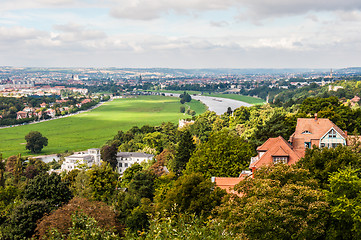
[61,148,101,172]
[61,148,153,174]
[117,152,154,174]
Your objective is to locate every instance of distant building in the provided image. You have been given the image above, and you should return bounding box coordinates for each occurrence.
[117,152,154,174]
[178,119,194,129]
[329,85,343,92]
[60,149,154,174]
[61,148,101,172]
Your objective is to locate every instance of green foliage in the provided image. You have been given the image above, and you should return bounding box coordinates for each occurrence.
[128,171,156,200]
[44,211,121,240]
[186,129,254,178]
[4,200,50,240]
[156,173,225,217]
[87,163,118,203]
[168,130,195,173]
[216,165,329,240]
[125,212,237,240]
[326,167,361,239]
[179,91,192,104]
[101,143,118,170]
[25,131,48,153]
[121,163,143,188]
[298,145,361,188]
[180,106,185,113]
[24,173,72,208]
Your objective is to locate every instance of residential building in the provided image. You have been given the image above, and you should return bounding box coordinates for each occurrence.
[249,136,302,172]
[61,148,101,172]
[60,149,154,174]
[213,116,348,193]
[289,117,347,157]
[117,152,154,174]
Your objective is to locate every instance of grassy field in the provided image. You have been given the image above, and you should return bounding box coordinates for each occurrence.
[204,93,265,105]
[0,96,206,158]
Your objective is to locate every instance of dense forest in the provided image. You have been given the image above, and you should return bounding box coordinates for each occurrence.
[2,81,361,239]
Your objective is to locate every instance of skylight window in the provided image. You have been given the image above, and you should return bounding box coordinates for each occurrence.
[302,130,311,134]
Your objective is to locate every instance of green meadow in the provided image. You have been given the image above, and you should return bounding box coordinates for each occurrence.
[0,96,206,158]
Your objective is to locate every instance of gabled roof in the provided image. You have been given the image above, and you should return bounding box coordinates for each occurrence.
[290,118,347,146]
[272,146,289,156]
[250,136,302,169]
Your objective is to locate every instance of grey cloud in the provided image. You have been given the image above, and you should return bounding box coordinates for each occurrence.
[109,0,235,20]
[108,0,361,21]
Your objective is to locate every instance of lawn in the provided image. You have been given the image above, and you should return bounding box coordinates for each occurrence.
[0,96,206,158]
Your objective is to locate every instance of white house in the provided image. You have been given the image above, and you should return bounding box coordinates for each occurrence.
[61,148,154,174]
[117,152,154,174]
[61,148,101,172]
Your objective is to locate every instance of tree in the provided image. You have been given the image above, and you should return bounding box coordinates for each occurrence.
[185,129,254,178]
[35,197,123,239]
[25,131,48,153]
[226,107,233,115]
[180,106,185,113]
[168,130,195,173]
[87,163,118,203]
[216,165,330,240]
[4,200,50,240]
[100,143,118,170]
[326,167,361,239]
[297,145,361,188]
[24,173,72,208]
[157,173,225,217]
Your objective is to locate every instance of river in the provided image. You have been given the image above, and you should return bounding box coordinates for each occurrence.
[163,93,252,115]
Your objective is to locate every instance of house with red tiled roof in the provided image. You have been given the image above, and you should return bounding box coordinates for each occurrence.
[16,111,28,119]
[249,136,302,173]
[289,117,347,157]
[211,173,250,196]
[213,116,349,194]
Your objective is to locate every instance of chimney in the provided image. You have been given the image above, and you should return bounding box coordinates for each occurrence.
[345,131,348,136]
[314,113,318,120]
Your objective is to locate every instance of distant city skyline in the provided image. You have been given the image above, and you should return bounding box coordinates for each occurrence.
[0,0,360,68]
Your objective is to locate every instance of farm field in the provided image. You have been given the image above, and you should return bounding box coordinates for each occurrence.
[0,96,206,158]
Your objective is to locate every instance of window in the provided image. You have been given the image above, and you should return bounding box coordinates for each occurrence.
[332,143,338,148]
[302,130,312,134]
[124,163,128,167]
[328,129,337,138]
[320,143,325,148]
[305,142,311,148]
[119,163,122,167]
[273,156,288,164]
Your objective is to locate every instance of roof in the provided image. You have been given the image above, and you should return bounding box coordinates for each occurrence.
[290,118,347,149]
[117,152,154,158]
[213,176,245,196]
[250,136,302,169]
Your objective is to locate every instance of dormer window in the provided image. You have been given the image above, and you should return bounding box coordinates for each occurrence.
[273,156,288,164]
[302,130,311,134]
[328,129,337,138]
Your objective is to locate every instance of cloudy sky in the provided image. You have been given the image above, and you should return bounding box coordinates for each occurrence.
[0,0,360,68]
